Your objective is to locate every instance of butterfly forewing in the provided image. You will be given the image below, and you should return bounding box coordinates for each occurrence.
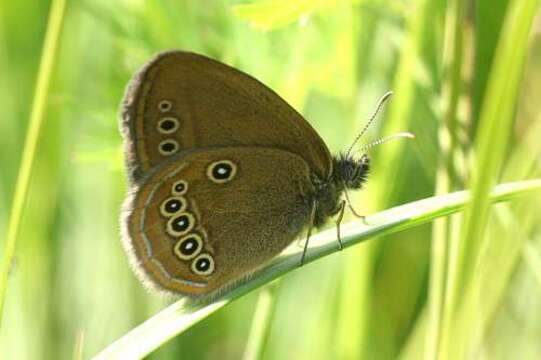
[120,51,332,184]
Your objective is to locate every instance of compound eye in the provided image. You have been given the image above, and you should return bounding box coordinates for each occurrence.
[360,154,370,164]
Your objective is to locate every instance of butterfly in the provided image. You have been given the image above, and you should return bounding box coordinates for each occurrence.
[119,51,406,298]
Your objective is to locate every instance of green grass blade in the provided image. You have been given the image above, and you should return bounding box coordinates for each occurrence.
[523,242,541,290]
[344,1,438,356]
[427,0,467,357]
[439,0,541,357]
[242,282,280,360]
[0,0,66,324]
[92,179,541,360]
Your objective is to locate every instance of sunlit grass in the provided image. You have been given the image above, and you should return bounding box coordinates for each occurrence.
[1,0,540,359]
[439,1,540,358]
[92,180,541,359]
[0,0,66,322]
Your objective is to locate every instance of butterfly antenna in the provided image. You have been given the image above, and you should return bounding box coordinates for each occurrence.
[359,132,415,153]
[345,91,394,158]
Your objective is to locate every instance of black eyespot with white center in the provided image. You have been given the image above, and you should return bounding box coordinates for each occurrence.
[157,100,173,112]
[174,234,203,260]
[157,117,180,134]
[172,215,189,232]
[158,139,179,156]
[191,253,215,276]
[166,212,195,237]
[171,180,188,196]
[207,160,237,184]
[159,196,186,217]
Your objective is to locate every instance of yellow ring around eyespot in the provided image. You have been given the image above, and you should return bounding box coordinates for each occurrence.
[173,234,203,260]
[191,253,215,276]
[157,117,180,134]
[206,160,237,184]
[159,196,187,217]
[157,100,173,112]
[171,180,188,196]
[158,139,179,156]
[166,212,195,237]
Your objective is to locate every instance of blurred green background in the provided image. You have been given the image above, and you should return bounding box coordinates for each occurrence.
[1,0,541,359]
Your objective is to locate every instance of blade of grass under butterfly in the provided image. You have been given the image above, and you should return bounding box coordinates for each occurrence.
[0,0,66,325]
[92,179,541,360]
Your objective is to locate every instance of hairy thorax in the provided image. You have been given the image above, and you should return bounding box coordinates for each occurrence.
[309,153,370,227]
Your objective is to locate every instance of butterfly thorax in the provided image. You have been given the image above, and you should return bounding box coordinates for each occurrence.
[311,153,370,226]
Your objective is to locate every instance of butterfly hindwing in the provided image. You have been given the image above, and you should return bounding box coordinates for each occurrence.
[120,51,332,185]
[121,146,315,297]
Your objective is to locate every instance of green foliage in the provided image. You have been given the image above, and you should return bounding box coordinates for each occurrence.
[93,180,541,359]
[0,0,540,359]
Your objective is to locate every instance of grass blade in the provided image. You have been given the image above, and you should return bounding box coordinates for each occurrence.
[242,282,280,360]
[427,0,467,357]
[92,179,541,360]
[0,0,66,324]
[439,0,541,357]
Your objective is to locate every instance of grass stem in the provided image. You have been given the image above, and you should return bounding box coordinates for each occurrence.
[0,0,66,325]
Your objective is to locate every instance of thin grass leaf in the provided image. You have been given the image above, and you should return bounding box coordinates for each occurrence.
[427,0,467,357]
[0,0,66,324]
[523,242,541,290]
[340,1,438,356]
[242,282,280,360]
[439,0,541,357]
[92,179,541,360]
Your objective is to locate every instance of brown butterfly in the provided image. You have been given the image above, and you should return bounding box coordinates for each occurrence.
[119,51,403,298]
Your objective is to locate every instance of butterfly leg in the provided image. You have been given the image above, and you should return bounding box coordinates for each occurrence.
[343,186,369,225]
[347,203,368,225]
[300,199,318,266]
[335,200,346,250]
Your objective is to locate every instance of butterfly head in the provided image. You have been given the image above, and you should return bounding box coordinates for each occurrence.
[332,153,370,190]
[310,153,370,226]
